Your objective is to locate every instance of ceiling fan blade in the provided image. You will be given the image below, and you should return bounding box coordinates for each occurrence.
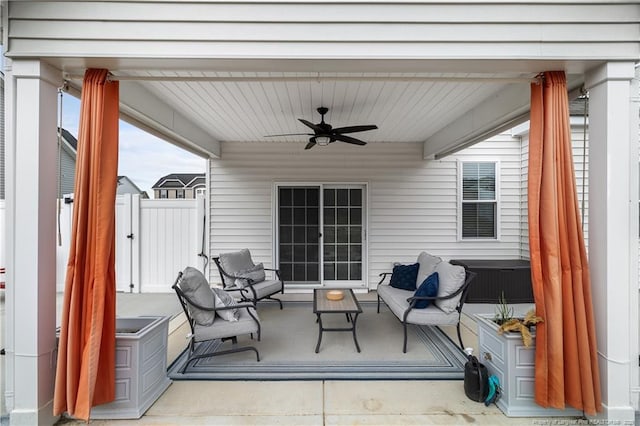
[264,132,313,137]
[332,134,367,146]
[298,118,323,133]
[331,124,378,134]
[304,141,316,150]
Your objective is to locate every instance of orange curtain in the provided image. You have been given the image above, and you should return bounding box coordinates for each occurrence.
[528,71,601,415]
[54,69,119,421]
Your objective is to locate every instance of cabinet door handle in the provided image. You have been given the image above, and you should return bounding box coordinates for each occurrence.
[483,352,492,361]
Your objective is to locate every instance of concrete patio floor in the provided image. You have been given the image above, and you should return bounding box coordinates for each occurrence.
[1,291,584,425]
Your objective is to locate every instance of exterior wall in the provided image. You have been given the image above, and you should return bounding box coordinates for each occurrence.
[208,137,522,288]
[117,177,142,196]
[519,118,590,260]
[59,146,76,195]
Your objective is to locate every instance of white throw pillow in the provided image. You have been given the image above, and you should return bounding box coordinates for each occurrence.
[416,251,442,287]
[433,261,466,314]
[211,287,240,322]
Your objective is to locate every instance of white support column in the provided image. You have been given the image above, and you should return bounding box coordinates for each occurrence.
[4,59,62,425]
[585,61,638,422]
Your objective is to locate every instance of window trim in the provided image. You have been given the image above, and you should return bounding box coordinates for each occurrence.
[457,159,501,241]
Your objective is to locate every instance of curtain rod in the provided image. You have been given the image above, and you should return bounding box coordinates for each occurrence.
[63,73,537,84]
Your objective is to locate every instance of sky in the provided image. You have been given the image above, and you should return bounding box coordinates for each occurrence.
[62,94,207,198]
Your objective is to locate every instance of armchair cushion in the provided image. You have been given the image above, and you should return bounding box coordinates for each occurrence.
[193,307,259,342]
[389,263,419,291]
[413,272,439,309]
[234,262,266,288]
[211,287,240,322]
[416,251,442,287]
[218,249,255,286]
[179,267,216,326]
[434,261,467,313]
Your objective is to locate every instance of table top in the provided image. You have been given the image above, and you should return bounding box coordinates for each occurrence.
[313,288,362,314]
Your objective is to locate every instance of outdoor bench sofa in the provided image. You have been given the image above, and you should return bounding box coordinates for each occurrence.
[376,251,476,353]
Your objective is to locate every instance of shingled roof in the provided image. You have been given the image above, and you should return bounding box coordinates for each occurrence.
[151,173,205,189]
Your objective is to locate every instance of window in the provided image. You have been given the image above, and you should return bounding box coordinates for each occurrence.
[460,161,498,239]
[159,189,168,199]
[176,189,185,199]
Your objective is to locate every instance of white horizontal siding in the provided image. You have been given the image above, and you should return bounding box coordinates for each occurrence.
[6,2,639,60]
[209,138,522,288]
[519,123,589,261]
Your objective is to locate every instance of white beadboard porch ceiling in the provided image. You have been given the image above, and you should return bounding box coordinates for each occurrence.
[117,70,534,146]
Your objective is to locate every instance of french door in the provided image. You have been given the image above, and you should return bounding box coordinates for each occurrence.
[277,184,366,287]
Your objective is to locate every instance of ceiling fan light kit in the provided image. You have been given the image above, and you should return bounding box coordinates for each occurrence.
[265,107,377,150]
[314,136,331,146]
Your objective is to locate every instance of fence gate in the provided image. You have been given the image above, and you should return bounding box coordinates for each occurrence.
[56,194,206,293]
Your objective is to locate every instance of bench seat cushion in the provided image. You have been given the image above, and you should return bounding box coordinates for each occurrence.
[377,284,459,326]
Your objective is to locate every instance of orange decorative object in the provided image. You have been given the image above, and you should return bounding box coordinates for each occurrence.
[326,290,344,301]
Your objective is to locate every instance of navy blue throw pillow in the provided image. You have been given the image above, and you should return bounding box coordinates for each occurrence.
[389,263,420,291]
[414,272,439,309]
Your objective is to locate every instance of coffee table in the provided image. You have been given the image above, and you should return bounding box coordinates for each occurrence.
[313,288,362,353]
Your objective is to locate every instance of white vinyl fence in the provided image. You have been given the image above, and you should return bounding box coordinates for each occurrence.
[55,194,207,293]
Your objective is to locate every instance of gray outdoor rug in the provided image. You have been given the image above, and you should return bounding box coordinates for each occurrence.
[167,301,467,380]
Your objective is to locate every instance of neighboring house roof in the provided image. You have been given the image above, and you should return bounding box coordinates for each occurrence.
[152,173,205,189]
[60,128,77,151]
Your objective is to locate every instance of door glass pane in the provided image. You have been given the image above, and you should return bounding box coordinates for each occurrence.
[336,226,348,243]
[280,226,292,243]
[324,226,335,243]
[278,186,320,284]
[337,263,349,280]
[324,244,335,261]
[280,208,292,225]
[336,189,349,206]
[349,245,361,262]
[307,263,319,281]
[324,189,335,206]
[323,187,364,284]
[350,189,362,206]
[349,226,361,243]
[337,245,348,261]
[324,263,335,280]
[350,263,362,280]
[324,208,335,224]
[350,208,362,225]
[337,208,349,225]
[280,188,292,206]
[307,245,319,262]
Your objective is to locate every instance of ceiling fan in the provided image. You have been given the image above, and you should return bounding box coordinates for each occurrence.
[265,107,378,149]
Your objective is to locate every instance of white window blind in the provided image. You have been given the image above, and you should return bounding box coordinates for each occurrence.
[462,162,497,239]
